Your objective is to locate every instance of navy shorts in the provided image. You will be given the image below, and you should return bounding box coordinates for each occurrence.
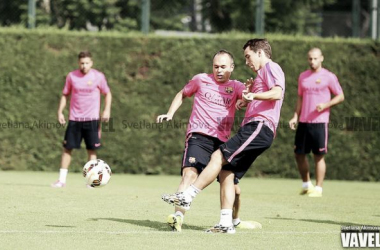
[220,121,274,180]
[182,133,239,184]
[63,120,101,150]
[294,122,328,155]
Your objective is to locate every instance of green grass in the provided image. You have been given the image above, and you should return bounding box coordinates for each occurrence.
[0,171,379,250]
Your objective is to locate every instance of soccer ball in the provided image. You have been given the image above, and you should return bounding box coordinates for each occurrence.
[82,159,112,188]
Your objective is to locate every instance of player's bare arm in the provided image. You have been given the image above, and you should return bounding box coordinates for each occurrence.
[289,95,303,130]
[101,91,112,122]
[316,93,344,112]
[156,90,186,123]
[236,78,254,110]
[242,85,282,102]
[57,95,68,125]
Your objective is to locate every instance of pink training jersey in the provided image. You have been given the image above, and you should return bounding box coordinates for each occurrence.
[62,69,110,121]
[183,73,246,142]
[242,61,285,134]
[298,68,343,123]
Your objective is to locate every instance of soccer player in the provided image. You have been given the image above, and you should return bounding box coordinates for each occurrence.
[288,48,344,197]
[157,50,260,232]
[162,39,285,234]
[51,51,112,188]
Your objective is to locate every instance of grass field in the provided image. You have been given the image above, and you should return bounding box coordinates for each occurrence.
[0,171,379,250]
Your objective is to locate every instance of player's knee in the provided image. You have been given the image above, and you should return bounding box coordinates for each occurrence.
[210,150,224,165]
[182,168,198,183]
[235,185,241,196]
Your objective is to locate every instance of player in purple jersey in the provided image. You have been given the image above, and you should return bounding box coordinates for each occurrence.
[289,48,344,197]
[162,39,285,234]
[157,50,260,232]
[51,51,112,188]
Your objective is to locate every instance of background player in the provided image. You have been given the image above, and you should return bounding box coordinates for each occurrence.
[51,51,112,188]
[289,48,344,197]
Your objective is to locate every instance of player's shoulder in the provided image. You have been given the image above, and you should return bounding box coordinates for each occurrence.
[91,69,106,77]
[321,68,338,78]
[229,79,244,87]
[317,68,339,83]
[299,69,311,78]
[191,73,208,81]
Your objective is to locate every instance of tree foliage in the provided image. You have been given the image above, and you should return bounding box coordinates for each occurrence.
[0,0,354,35]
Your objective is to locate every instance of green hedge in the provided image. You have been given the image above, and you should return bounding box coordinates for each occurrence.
[0,29,379,181]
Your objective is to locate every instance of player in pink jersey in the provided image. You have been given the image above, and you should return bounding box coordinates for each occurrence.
[162,39,285,234]
[289,48,344,197]
[51,51,112,188]
[157,50,260,232]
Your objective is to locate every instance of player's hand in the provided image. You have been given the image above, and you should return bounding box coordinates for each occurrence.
[156,114,173,123]
[58,113,66,125]
[289,117,298,130]
[101,110,111,122]
[236,99,247,110]
[245,78,254,91]
[242,91,255,102]
[316,103,327,112]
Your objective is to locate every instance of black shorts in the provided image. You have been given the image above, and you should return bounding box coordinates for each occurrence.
[294,122,328,155]
[63,120,101,150]
[220,121,274,180]
[182,133,239,184]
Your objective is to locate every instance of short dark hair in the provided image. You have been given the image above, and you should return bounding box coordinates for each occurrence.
[78,51,92,59]
[213,49,235,65]
[243,39,272,59]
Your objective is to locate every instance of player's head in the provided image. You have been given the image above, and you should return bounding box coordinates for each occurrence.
[308,48,324,72]
[212,50,235,83]
[243,39,272,72]
[78,51,93,74]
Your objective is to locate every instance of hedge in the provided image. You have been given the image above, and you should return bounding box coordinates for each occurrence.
[0,29,379,181]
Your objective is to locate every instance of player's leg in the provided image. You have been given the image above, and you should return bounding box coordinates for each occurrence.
[166,133,215,231]
[206,122,272,234]
[294,122,314,194]
[308,123,328,197]
[314,154,326,187]
[232,183,241,223]
[167,167,198,232]
[205,169,236,234]
[83,120,102,188]
[87,150,97,161]
[52,121,81,187]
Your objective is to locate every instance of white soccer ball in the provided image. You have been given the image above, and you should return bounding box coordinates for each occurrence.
[82,159,112,188]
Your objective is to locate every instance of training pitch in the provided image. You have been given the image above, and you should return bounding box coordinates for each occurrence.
[0,171,379,250]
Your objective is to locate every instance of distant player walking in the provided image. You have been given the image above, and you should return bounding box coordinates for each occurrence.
[288,48,344,197]
[51,51,112,188]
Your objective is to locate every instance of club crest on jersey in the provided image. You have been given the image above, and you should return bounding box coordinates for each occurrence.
[188,157,196,164]
[225,87,234,93]
[87,80,93,85]
[315,79,321,84]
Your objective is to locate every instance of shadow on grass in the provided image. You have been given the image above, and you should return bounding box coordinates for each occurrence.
[89,218,205,231]
[266,217,365,227]
[45,225,75,228]
[0,183,50,187]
